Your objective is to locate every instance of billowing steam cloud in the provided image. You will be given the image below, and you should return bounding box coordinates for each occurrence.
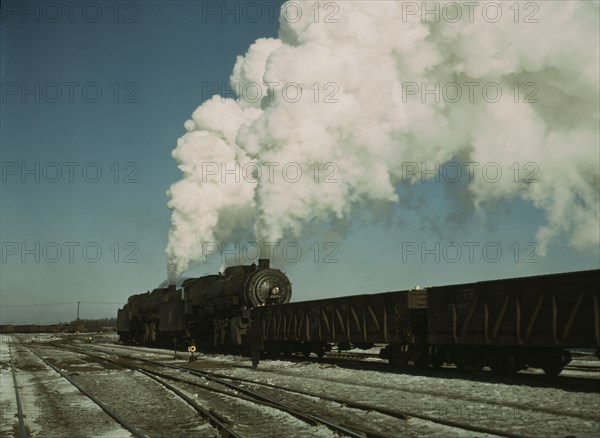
[166,1,599,280]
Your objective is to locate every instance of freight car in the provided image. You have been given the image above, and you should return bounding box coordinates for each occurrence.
[117,259,292,348]
[252,269,599,375]
[253,288,428,361]
[426,269,600,375]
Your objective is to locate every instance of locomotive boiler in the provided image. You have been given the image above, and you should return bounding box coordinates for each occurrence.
[183,259,292,312]
[184,259,292,348]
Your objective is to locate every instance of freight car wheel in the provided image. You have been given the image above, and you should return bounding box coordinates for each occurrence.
[429,348,445,369]
[542,351,569,377]
[382,344,410,367]
[490,354,517,376]
[389,356,408,366]
[430,356,444,369]
[542,364,564,377]
[456,350,484,373]
[413,350,429,368]
[457,362,484,373]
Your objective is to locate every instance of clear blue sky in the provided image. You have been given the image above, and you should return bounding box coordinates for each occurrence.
[1,1,598,324]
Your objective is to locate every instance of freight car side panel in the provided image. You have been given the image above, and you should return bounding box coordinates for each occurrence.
[257,290,427,344]
[427,269,600,348]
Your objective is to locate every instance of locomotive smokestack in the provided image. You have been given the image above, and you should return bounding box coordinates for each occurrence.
[258,259,270,269]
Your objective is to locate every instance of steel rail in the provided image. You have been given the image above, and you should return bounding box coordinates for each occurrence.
[9,346,27,438]
[179,367,529,438]
[136,369,244,438]
[34,345,242,438]
[74,344,529,438]
[53,344,378,438]
[26,347,148,438]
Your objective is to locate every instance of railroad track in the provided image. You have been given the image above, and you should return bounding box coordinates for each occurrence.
[26,347,149,438]
[45,340,600,436]
[324,351,382,360]
[8,346,28,438]
[87,339,600,402]
[288,349,600,390]
[84,341,600,380]
[564,364,600,373]
[60,342,545,438]
[81,339,600,391]
[134,369,244,438]
[50,343,383,438]
[322,351,600,378]
[27,345,238,438]
[254,359,600,423]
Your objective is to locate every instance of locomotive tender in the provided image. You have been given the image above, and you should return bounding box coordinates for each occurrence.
[118,266,599,376]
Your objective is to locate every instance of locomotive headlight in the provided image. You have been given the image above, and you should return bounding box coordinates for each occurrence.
[271,286,280,295]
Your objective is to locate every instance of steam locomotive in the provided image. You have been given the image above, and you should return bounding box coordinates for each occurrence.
[117,259,292,349]
[118,265,599,376]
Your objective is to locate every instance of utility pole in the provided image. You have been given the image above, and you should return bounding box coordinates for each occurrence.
[77,301,80,321]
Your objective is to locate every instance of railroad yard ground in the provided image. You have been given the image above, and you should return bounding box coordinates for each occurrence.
[1,333,599,438]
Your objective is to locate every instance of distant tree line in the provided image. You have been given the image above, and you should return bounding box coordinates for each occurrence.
[72,317,116,331]
[1,317,117,333]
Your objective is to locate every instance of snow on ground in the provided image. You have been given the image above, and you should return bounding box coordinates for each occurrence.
[0,337,19,437]
[73,367,219,438]
[2,338,133,437]
[88,340,600,436]
[3,335,600,437]
[218,361,598,436]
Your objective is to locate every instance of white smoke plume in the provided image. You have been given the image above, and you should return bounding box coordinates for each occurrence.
[166,1,599,280]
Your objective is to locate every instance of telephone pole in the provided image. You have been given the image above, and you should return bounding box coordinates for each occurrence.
[77,301,80,321]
